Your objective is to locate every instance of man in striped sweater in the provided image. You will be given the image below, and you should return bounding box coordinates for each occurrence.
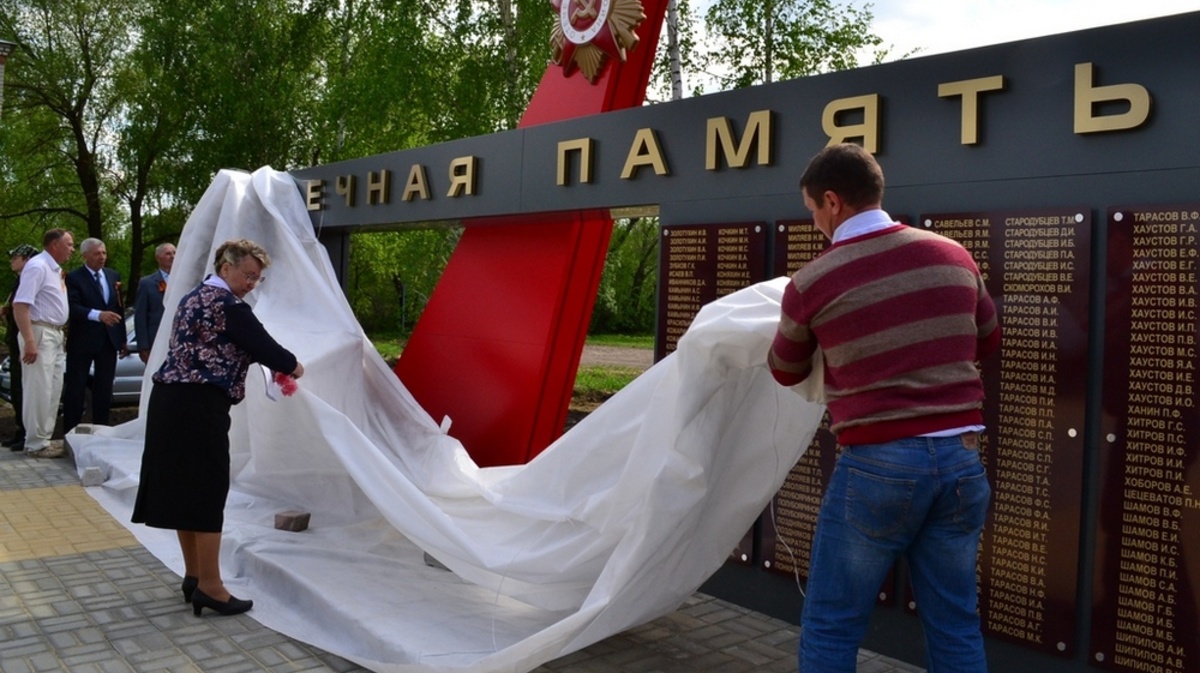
[769,144,1000,672]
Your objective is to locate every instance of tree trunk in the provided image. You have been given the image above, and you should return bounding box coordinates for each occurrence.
[764,0,774,84]
[667,0,682,100]
[71,122,105,240]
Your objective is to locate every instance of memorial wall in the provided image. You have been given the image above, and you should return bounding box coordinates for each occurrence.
[1091,204,1199,673]
[654,223,767,361]
[293,9,1200,670]
[926,208,1091,656]
[758,221,834,584]
[657,200,1195,671]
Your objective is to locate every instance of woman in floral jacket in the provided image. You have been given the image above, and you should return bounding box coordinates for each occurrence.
[132,239,304,617]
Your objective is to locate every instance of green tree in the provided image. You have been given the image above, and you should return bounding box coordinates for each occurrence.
[309,0,555,166]
[109,0,194,298]
[315,1,556,331]
[308,0,441,164]
[157,0,324,197]
[591,217,659,334]
[0,101,82,248]
[648,0,707,101]
[447,0,554,133]
[703,0,882,88]
[0,0,137,241]
[347,227,461,334]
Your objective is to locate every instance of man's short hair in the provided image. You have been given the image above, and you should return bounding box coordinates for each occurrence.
[799,143,885,209]
[79,237,105,255]
[42,228,69,248]
[155,242,175,257]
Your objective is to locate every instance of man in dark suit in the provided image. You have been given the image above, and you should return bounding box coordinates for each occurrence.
[134,242,175,363]
[64,237,126,431]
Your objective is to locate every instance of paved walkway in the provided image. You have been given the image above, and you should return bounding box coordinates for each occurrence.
[0,443,924,673]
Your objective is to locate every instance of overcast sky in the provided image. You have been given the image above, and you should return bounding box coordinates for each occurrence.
[866,0,1198,58]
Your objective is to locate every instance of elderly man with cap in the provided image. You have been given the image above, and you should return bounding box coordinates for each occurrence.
[2,244,39,449]
[12,229,75,458]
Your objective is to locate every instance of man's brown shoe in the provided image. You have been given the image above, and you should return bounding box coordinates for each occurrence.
[27,440,65,459]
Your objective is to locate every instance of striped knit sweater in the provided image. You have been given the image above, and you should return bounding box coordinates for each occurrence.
[768,223,1001,445]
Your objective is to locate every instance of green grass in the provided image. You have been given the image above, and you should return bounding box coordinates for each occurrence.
[372,339,404,364]
[368,333,652,361]
[573,364,642,395]
[366,333,651,398]
[585,334,653,349]
[576,335,652,397]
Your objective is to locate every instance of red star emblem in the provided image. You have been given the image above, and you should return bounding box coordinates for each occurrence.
[550,0,646,83]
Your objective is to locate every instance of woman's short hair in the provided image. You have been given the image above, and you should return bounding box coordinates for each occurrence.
[213,239,271,274]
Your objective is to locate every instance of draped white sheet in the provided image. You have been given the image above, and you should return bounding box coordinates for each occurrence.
[68,167,824,673]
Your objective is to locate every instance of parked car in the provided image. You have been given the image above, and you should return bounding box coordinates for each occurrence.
[0,354,11,403]
[0,312,146,406]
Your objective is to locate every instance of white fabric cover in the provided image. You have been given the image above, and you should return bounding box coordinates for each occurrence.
[69,167,824,673]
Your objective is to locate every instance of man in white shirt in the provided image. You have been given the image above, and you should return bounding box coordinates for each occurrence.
[12,229,75,457]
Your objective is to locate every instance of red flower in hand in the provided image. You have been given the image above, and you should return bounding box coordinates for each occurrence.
[273,371,298,397]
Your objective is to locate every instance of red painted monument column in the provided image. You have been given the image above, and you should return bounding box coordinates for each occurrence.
[395,0,669,466]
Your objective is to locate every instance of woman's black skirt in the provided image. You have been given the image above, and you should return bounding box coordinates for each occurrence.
[131,382,234,532]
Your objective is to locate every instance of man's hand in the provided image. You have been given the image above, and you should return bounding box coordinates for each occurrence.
[99,310,121,326]
[12,303,37,364]
[138,350,149,364]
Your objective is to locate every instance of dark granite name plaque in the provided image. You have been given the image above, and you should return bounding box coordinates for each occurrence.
[772,219,828,280]
[1090,204,1200,673]
[655,223,767,361]
[924,208,1091,656]
[759,415,843,580]
[760,220,835,581]
[655,222,768,564]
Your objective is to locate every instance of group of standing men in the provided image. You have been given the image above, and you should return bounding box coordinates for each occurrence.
[2,230,175,457]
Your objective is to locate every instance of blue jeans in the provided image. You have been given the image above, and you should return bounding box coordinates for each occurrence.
[799,435,990,673]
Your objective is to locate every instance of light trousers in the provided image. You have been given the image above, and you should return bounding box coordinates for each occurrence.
[18,325,66,452]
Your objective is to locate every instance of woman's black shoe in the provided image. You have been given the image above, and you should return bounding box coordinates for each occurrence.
[181,576,198,603]
[191,588,253,616]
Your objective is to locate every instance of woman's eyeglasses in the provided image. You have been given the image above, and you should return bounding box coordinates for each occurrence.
[232,266,265,285]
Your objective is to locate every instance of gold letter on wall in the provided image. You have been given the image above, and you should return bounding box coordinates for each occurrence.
[938,76,1006,145]
[402,165,430,202]
[621,128,670,179]
[305,180,325,211]
[822,94,880,152]
[706,110,773,170]
[557,138,594,186]
[367,170,391,205]
[447,156,477,197]
[1074,62,1152,134]
[335,175,356,207]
